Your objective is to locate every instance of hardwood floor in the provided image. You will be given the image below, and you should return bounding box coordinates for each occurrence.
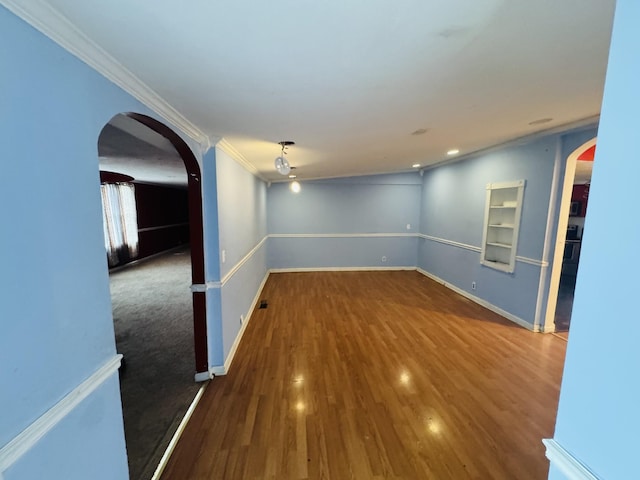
[161,271,567,479]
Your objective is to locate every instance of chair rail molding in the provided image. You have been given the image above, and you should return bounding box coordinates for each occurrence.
[543,439,601,480]
[0,355,123,474]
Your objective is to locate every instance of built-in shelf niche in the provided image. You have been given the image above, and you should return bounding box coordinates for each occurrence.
[481,180,525,273]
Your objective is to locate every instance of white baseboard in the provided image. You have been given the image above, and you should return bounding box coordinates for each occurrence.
[542,439,600,480]
[151,383,207,480]
[416,268,537,331]
[207,270,271,377]
[270,266,417,273]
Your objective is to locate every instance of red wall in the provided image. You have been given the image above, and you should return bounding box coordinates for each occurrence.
[134,183,190,261]
[571,184,590,217]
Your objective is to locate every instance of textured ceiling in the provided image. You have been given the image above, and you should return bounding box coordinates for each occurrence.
[35,0,614,182]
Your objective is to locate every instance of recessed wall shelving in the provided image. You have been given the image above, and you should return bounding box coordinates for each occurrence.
[481,180,525,273]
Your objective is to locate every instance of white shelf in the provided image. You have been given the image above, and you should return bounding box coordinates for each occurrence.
[481,180,525,273]
[482,260,512,272]
[486,242,512,249]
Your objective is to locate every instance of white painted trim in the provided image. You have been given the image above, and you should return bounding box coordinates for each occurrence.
[269,233,418,238]
[151,384,207,480]
[223,271,271,374]
[544,137,597,332]
[216,139,266,181]
[0,0,210,148]
[194,370,213,382]
[270,266,417,273]
[221,236,268,286]
[543,439,601,480]
[418,234,546,267]
[191,281,223,292]
[0,355,122,472]
[418,233,480,252]
[209,365,226,376]
[416,268,537,331]
[423,118,599,173]
[535,138,565,332]
[516,256,548,267]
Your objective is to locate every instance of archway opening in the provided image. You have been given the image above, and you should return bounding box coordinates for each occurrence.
[544,137,596,333]
[97,112,208,479]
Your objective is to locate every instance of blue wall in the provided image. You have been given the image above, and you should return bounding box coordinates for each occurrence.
[214,147,268,368]
[417,128,596,329]
[267,173,422,269]
[549,0,640,477]
[0,7,203,478]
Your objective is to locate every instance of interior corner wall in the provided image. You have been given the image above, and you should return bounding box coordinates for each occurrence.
[214,147,268,368]
[0,6,203,479]
[267,173,422,270]
[417,137,560,328]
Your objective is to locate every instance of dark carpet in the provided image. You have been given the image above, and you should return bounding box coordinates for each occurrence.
[109,246,202,480]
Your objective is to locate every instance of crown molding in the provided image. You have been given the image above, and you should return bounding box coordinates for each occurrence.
[0,0,210,148]
[216,138,266,181]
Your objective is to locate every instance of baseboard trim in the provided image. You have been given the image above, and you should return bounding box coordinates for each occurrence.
[542,439,601,480]
[270,266,417,273]
[416,268,537,331]
[109,244,188,274]
[151,383,207,480]
[269,233,418,238]
[222,270,271,375]
[0,355,122,473]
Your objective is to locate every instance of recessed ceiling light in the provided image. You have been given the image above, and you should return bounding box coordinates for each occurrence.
[288,174,297,178]
[412,163,421,168]
[528,118,553,125]
[411,128,429,136]
[447,149,459,155]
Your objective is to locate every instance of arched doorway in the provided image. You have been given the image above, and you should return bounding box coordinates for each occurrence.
[124,113,208,373]
[98,112,209,478]
[544,137,596,332]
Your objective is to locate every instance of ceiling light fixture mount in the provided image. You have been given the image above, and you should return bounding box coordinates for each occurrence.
[275,141,295,176]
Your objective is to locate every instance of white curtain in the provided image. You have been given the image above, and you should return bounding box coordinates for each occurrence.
[101,183,139,267]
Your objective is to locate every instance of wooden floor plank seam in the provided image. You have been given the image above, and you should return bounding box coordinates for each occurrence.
[161,271,566,479]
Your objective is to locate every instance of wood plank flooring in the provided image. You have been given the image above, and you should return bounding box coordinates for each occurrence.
[161,271,567,479]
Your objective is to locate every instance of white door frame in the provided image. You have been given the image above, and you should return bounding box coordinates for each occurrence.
[542,137,597,332]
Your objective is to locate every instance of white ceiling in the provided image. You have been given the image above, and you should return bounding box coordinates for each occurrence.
[28,0,616,182]
[98,114,187,187]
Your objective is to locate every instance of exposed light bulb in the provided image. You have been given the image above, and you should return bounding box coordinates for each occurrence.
[447,149,459,156]
[290,181,301,193]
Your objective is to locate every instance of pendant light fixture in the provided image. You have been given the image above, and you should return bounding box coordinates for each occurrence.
[275,141,295,175]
